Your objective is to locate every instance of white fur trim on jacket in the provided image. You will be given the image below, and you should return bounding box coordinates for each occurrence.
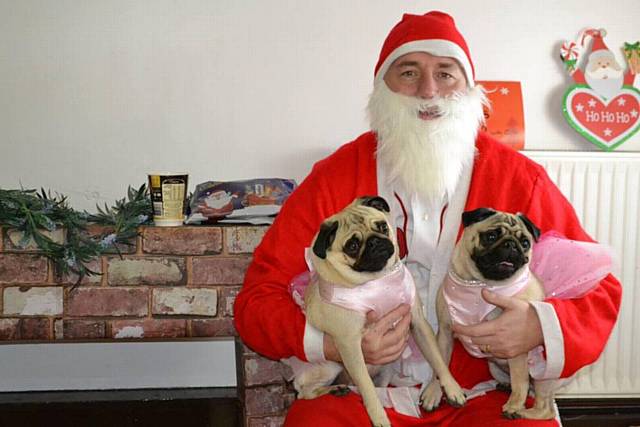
[303,320,327,363]
[529,301,565,380]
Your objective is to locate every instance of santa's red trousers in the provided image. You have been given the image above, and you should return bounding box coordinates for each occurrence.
[284,342,559,426]
[284,390,558,427]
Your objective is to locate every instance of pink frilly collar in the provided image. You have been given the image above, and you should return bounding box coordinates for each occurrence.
[315,262,416,316]
[289,249,415,317]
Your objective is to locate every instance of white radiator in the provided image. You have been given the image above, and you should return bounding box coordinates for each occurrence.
[525,151,640,398]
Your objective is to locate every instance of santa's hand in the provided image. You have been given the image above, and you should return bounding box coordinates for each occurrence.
[451,289,543,359]
[322,304,411,364]
[361,304,412,365]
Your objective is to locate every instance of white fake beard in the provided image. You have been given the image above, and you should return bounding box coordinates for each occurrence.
[586,65,624,100]
[367,82,487,203]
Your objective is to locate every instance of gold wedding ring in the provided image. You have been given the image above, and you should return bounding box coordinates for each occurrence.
[483,344,491,353]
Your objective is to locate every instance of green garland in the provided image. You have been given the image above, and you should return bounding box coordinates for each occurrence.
[0,184,153,286]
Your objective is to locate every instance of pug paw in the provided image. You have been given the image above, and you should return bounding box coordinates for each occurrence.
[370,411,392,427]
[365,399,391,427]
[502,410,523,419]
[328,385,351,397]
[502,401,525,419]
[515,407,556,420]
[496,382,512,393]
[420,380,443,411]
[446,395,466,408]
[441,378,466,408]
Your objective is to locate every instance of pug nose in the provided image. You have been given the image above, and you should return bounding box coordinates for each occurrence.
[502,240,517,249]
[366,236,394,254]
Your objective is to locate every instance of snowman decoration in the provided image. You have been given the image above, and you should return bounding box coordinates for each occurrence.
[560,28,639,150]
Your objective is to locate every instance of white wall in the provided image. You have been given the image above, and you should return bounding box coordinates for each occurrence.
[1,0,639,210]
[0,341,236,391]
[1,1,639,391]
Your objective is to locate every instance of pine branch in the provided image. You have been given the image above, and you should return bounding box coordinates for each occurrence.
[0,184,153,289]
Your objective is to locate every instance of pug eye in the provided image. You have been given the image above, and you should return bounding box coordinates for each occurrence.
[482,229,501,245]
[520,238,530,249]
[343,236,361,258]
[375,221,389,235]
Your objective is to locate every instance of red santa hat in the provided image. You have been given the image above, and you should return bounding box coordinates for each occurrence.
[588,29,614,62]
[374,11,475,87]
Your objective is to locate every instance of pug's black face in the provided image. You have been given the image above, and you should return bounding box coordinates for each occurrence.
[471,226,532,280]
[312,196,397,276]
[344,220,395,272]
[461,208,540,282]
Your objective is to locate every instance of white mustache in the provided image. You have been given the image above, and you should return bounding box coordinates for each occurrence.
[392,92,468,118]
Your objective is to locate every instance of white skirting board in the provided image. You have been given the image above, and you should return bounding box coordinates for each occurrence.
[0,340,236,392]
[526,150,640,398]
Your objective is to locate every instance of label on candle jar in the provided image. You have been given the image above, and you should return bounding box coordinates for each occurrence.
[148,173,188,226]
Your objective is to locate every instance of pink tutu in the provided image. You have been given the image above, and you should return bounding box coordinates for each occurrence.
[290,271,312,307]
[531,231,613,299]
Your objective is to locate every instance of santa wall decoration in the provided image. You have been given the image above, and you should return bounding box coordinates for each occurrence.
[560,28,639,151]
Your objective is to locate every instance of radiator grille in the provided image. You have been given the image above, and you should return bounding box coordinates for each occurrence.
[526,151,640,397]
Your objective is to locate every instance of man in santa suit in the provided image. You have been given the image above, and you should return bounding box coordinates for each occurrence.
[234,11,621,426]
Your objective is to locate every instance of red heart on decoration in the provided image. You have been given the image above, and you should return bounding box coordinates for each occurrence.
[563,86,640,151]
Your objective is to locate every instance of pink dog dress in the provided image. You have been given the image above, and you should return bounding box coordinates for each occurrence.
[291,261,415,317]
[443,268,532,358]
[444,231,613,358]
[290,252,423,364]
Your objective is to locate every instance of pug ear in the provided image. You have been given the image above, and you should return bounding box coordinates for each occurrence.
[357,196,390,213]
[312,220,339,259]
[517,213,541,242]
[462,208,497,227]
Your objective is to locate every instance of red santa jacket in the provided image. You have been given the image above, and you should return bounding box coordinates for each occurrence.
[234,131,621,386]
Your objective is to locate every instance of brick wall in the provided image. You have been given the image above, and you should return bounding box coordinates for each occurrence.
[0,224,267,342]
[235,339,296,427]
